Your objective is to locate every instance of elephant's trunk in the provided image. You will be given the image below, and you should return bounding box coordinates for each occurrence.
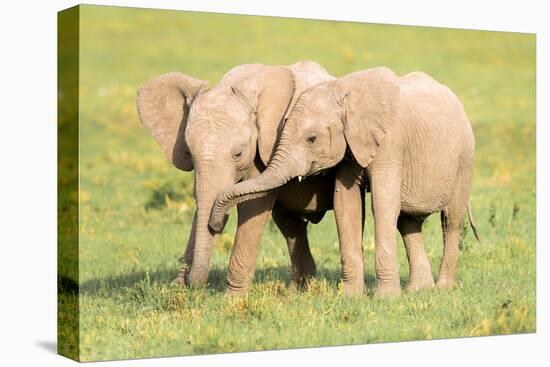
[209,146,300,232]
[186,198,216,287]
[186,167,228,287]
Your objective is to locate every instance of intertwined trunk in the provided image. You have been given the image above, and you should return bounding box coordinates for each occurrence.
[209,147,296,232]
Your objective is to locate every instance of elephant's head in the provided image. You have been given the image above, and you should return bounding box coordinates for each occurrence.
[137,62,333,287]
[210,67,400,231]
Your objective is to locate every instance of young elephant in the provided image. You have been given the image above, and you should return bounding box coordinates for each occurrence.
[137,61,335,293]
[210,67,477,297]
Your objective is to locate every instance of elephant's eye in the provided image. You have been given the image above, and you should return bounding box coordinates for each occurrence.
[306,135,317,145]
[232,150,243,161]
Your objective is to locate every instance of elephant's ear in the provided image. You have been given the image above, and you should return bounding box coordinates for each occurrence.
[286,61,335,120]
[231,66,295,166]
[137,72,208,171]
[342,67,400,168]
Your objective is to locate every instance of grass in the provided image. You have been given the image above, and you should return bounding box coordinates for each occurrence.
[58,5,535,361]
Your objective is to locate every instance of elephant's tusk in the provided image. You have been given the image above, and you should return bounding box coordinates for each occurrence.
[298,176,303,182]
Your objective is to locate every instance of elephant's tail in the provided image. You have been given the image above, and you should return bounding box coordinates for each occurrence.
[467,203,480,242]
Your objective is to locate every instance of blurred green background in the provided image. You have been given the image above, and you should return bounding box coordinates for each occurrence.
[59,5,535,361]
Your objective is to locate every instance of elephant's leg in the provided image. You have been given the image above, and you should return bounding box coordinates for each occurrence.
[436,175,470,289]
[226,192,277,294]
[172,213,197,286]
[272,204,316,290]
[370,165,402,298]
[397,215,435,291]
[334,161,366,296]
[436,210,463,289]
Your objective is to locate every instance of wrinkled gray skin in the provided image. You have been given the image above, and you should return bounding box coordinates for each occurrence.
[137,62,335,292]
[211,67,476,297]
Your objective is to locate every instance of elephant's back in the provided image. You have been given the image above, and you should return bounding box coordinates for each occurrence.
[394,73,474,214]
[217,63,268,86]
[398,73,474,150]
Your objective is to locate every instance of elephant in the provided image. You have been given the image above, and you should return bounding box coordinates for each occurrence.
[210,67,478,297]
[137,61,336,293]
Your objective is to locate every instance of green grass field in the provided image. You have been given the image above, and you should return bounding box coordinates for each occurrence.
[58,5,536,361]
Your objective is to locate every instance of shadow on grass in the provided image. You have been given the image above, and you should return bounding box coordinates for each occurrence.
[144,183,184,211]
[79,265,381,297]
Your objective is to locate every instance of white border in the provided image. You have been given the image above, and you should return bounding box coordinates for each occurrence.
[0,1,547,366]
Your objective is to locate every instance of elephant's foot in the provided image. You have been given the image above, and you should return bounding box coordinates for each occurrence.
[289,273,314,292]
[435,277,455,289]
[226,277,251,295]
[406,278,435,292]
[406,272,435,292]
[287,281,298,293]
[288,259,317,291]
[342,279,365,296]
[289,278,308,292]
[226,268,254,295]
[225,286,248,297]
[343,285,365,296]
[373,281,401,298]
[171,268,188,287]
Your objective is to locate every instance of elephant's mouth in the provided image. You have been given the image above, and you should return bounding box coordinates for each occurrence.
[313,169,329,177]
